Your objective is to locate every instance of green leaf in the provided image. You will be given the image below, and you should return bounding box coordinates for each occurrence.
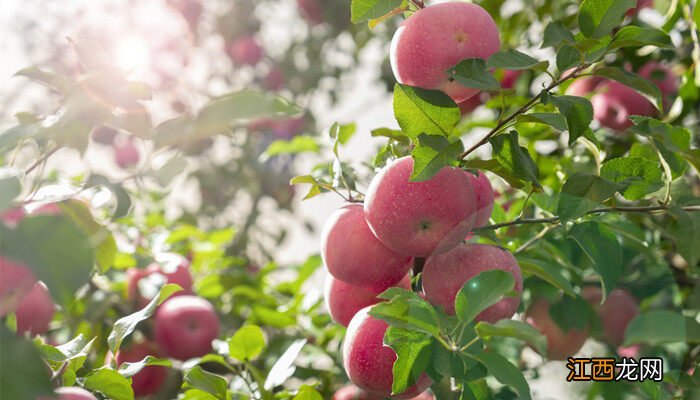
[107,284,182,353]
[629,117,691,179]
[329,122,357,157]
[469,352,531,400]
[56,199,117,273]
[446,59,501,91]
[600,156,664,200]
[557,173,619,220]
[371,288,442,337]
[117,356,171,378]
[83,369,134,400]
[623,310,691,346]
[549,295,596,333]
[568,221,622,297]
[183,366,228,400]
[542,94,593,144]
[579,0,636,38]
[0,168,21,212]
[37,334,95,364]
[385,327,432,395]
[0,123,44,154]
[593,66,663,110]
[666,206,700,267]
[461,159,525,189]
[182,389,219,400]
[228,325,266,362]
[410,134,464,182]
[351,0,403,23]
[371,127,410,144]
[84,175,132,220]
[15,66,73,93]
[263,136,320,159]
[610,26,674,50]
[475,320,548,356]
[517,113,568,131]
[489,131,540,187]
[542,21,576,48]
[455,270,515,324]
[393,83,460,139]
[516,257,576,297]
[0,327,54,400]
[264,339,306,390]
[556,45,580,72]
[293,385,324,400]
[487,50,548,71]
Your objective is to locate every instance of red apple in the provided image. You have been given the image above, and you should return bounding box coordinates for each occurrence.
[333,384,434,400]
[390,2,500,102]
[525,298,589,360]
[325,273,411,327]
[343,307,432,399]
[565,76,604,97]
[591,80,656,132]
[127,256,194,307]
[581,287,639,347]
[422,244,522,322]
[38,387,97,400]
[500,70,523,90]
[0,256,38,317]
[364,156,477,257]
[321,204,411,291]
[463,170,494,228]
[264,67,286,91]
[638,61,678,109]
[297,0,324,25]
[457,94,483,115]
[114,140,140,169]
[111,340,168,396]
[228,36,263,66]
[15,282,55,336]
[154,295,219,360]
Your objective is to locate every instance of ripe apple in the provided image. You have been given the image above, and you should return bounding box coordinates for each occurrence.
[638,61,678,109]
[15,282,55,336]
[325,273,411,327]
[463,170,494,228]
[525,298,589,360]
[565,76,604,97]
[591,80,656,132]
[90,126,118,145]
[422,244,522,322]
[322,204,412,291]
[38,387,97,400]
[333,384,434,400]
[114,140,140,169]
[500,70,523,90]
[110,340,168,396]
[228,36,263,66]
[364,156,477,257]
[0,256,37,317]
[457,94,483,115]
[343,307,432,399]
[154,295,219,360]
[390,2,500,102]
[127,257,194,307]
[297,0,324,25]
[581,286,639,347]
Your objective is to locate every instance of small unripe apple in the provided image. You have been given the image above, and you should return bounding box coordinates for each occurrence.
[154,295,219,360]
[325,273,411,327]
[463,170,494,228]
[581,286,639,347]
[390,2,500,102]
[364,156,477,257]
[90,126,118,145]
[0,256,38,317]
[111,340,168,396]
[322,204,411,291]
[15,282,55,336]
[525,298,589,360]
[38,387,97,400]
[343,307,432,398]
[591,80,656,132]
[638,61,678,109]
[228,36,263,66]
[422,244,522,322]
[333,384,435,400]
[114,140,140,169]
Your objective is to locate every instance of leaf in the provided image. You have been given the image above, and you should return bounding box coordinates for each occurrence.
[487,50,549,71]
[410,134,464,182]
[117,356,171,378]
[516,113,568,131]
[264,339,306,390]
[489,131,540,187]
[475,320,548,356]
[610,26,674,50]
[455,270,515,323]
[15,66,73,93]
[329,122,357,157]
[0,123,44,153]
[370,288,442,337]
[83,369,134,400]
[593,66,663,110]
[629,116,691,179]
[446,59,501,91]
[568,221,622,297]
[666,206,700,267]
[84,175,132,220]
[549,295,596,333]
[516,257,576,297]
[461,159,525,189]
[542,21,576,48]
[0,168,21,212]
[469,352,531,400]
[350,0,403,23]
[371,127,410,144]
[228,325,266,362]
[293,385,324,400]
[183,366,228,400]
[600,156,664,200]
[556,45,580,72]
[393,83,460,139]
[578,0,636,38]
[385,327,432,395]
[0,327,54,400]
[56,199,117,273]
[37,334,95,364]
[542,94,593,144]
[107,284,182,353]
[557,173,619,221]
[263,136,320,159]
[623,310,692,346]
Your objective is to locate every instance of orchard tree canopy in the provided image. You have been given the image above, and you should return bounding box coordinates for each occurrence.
[1,0,700,399]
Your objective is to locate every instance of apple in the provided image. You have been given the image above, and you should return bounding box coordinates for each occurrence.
[333,384,435,400]
[114,140,140,169]
[626,0,653,16]
[422,244,522,322]
[638,61,678,109]
[297,0,324,25]
[15,282,55,336]
[364,156,477,257]
[565,76,604,97]
[110,340,168,396]
[525,298,589,360]
[390,2,500,102]
[154,295,219,360]
[500,70,523,90]
[228,36,263,66]
[463,170,494,228]
[581,286,639,347]
[0,256,37,317]
[322,204,412,290]
[591,80,656,132]
[0,207,26,227]
[264,67,286,91]
[127,257,194,307]
[457,94,483,115]
[325,273,411,327]
[38,387,97,400]
[343,307,432,399]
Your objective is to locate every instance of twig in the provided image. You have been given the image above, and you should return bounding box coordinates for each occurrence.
[25,145,61,174]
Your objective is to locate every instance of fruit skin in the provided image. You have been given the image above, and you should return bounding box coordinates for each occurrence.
[638,61,678,109]
[581,287,639,347]
[591,80,656,132]
[390,2,500,102]
[343,307,432,399]
[457,94,482,115]
[565,76,604,97]
[422,243,522,322]
[127,257,194,307]
[110,340,168,396]
[325,273,411,327]
[500,70,523,90]
[0,256,38,317]
[15,282,55,336]
[228,36,263,66]
[525,298,589,360]
[322,204,412,291]
[154,295,220,360]
[364,156,477,257]
[333,384,435,400]
[38,387,97,400]
[463,170,494,228]
[114,140,140,169]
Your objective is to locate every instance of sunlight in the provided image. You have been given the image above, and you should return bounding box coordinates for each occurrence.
[114,35,151,72]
